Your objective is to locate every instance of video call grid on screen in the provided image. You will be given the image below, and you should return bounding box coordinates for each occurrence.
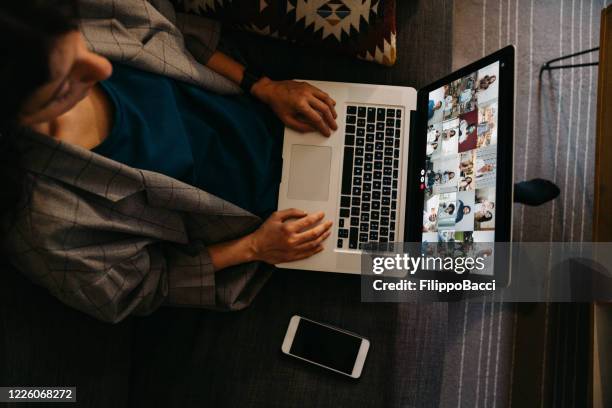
[422,61,499,250]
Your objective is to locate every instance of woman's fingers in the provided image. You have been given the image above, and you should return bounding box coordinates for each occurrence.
[311,89,337,119]
[297,104,331,136]
[308,97,338,132]
[295,228,332,249]
[285,116,316,133]
[286,211,325,233]
[294,220,333,245]
[275,208,307,222]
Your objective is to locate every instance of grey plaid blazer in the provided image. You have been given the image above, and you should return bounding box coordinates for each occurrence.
[2,0,273,323]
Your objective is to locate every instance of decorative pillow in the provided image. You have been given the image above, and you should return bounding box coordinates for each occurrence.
[172,0,397,66]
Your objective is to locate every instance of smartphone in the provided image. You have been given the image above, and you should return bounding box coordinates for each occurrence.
[281,315,370,379]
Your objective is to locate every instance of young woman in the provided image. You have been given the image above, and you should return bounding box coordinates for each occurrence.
[1,1,339,321]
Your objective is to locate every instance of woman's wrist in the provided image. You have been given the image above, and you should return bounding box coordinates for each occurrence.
[208,233,260,271]
[250,77,274,103]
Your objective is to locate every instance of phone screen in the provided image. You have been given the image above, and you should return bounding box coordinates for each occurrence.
[290,319,362,375]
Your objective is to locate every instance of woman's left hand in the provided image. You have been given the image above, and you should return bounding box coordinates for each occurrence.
[252,78,338,137]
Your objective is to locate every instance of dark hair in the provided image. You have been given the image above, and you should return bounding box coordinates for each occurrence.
[0,1,78,220]
[476,211,493,223]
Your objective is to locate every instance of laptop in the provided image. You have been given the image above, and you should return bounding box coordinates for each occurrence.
[277,46,515,274]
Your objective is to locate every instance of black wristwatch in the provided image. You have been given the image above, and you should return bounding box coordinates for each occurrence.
[240,66,264,94]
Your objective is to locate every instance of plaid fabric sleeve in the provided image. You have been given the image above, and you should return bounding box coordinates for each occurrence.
[175,12,221,64]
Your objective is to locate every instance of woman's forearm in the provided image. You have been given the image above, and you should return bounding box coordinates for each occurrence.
[208,233,257,271]
[206,51,248,86]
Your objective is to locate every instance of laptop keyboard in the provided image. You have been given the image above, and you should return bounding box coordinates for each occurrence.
[337,105,403,250]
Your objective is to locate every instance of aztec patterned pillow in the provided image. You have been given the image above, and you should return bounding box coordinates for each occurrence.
[172,0,397,66]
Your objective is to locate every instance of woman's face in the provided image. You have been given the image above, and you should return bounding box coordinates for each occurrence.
[19,31,112,126]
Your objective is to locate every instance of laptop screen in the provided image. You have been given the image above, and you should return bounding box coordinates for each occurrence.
[421,61,500,245]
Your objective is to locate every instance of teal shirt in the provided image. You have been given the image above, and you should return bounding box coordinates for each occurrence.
[94,64,283,218]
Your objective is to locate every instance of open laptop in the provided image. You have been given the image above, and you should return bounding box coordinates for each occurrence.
[278,46,515,274]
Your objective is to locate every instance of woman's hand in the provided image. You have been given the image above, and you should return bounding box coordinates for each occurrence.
[252,78,338,137]
[249,208,333,264]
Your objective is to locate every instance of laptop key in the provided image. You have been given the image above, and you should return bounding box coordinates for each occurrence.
[396,109,402,118]
[345,133,355,146]
[341,147,353,195]
[341,196,350,207]
[340,208,350,218]
[396,119,401,128]
[353,176,362,185]
[337,239,343,248]
[349,228,358,249]
[366,133,374,142]
[367,107,376,121]
[360,223,368,232]
[371,221,379,230]
[339,229,349,238]
[358,107,366,117]
[352,186,361,195]
[385,128,394,137]
[372,201,380,210]
[346,125,355,134]
[351,217,360,227]
[376,122,385,131]
[387,109,395,118]
[351,207,360,216]
[356,137,364,147]
[367,124,375,133]
[361,202,371,212]
[357,118,366,127]
[359,233,369,243]
[370,231,378,241]
[376,131,384,140]
[352,197,361,206]
[347,105,357,115]
[354,167,362,176]
[346,115,356,124]
[360,213,370,222]
[357,128,365,137]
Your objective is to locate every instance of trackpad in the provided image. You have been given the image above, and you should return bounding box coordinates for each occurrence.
[287,145,332,201]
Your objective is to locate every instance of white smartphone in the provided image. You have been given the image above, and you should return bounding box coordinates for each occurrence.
[281,315,370,379]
